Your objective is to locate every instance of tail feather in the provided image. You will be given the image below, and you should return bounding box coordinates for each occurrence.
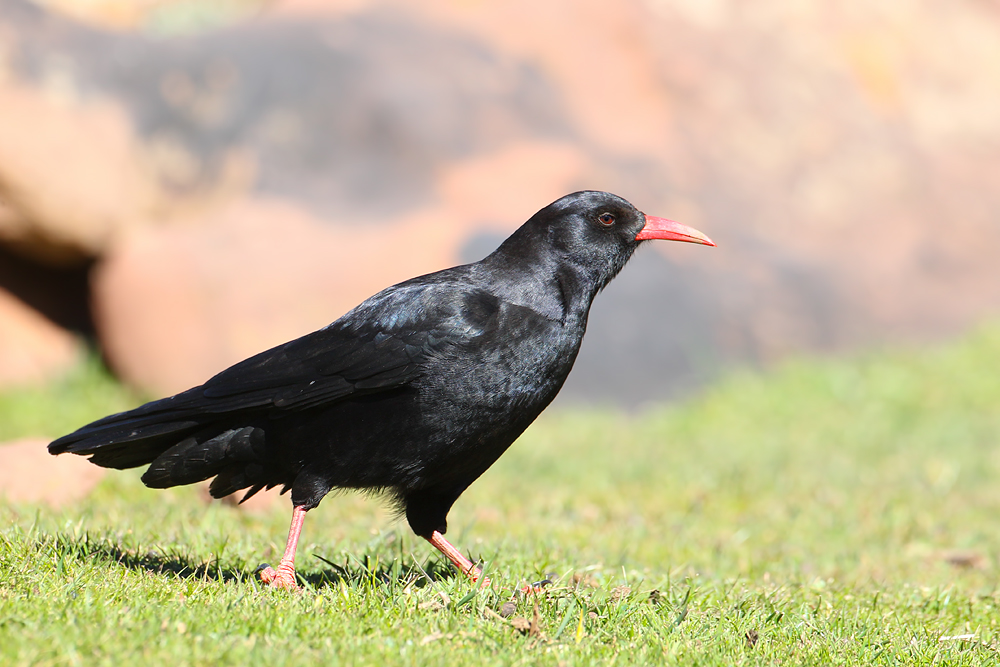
[49,388,278,498]
[48,387,209,458]
[237,483,269,503]
[51,420,200,454]
[86,439,189,470]
[142,426,266,489]
[208,469,270,500]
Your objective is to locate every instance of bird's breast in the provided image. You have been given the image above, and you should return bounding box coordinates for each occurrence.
[412,305,584,481]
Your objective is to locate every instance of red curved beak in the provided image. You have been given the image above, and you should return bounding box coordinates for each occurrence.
[636,216,715,246]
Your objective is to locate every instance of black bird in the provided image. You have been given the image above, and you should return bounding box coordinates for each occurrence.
[49,191,713,589]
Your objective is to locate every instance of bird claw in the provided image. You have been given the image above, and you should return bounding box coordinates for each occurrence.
[257,563,299,590]
[518,578,552,595]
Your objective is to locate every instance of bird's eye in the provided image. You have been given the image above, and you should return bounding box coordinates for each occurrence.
[598,213,615,226]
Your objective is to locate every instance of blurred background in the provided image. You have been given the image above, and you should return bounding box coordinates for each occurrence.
[2,0,1000,407]
[6,4,1000,647]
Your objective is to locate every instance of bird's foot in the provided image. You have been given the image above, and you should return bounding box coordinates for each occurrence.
[425,531,492,588]
[257,562,299,590]
[468,569,492,588]
[518,578,552,596]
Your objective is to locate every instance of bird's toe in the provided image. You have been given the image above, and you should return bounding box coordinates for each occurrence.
[258,563,299,590]
[518,578,552,595]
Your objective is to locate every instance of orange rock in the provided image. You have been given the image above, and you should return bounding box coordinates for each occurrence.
[0,287,80,388]
[438,141,590,226]
[93,196,460,396]
[0,79,162,264]
[19,0,1000,402]
[0,438,105,507]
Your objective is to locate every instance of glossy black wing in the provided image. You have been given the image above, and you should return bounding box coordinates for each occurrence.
[191,277,501,414]
[50,276,500,458]
[198,325,428,413]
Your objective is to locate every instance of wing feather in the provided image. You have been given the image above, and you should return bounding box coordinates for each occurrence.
[50,277,500,457]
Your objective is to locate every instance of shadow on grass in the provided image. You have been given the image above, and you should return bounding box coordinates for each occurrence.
[51,531,462,590]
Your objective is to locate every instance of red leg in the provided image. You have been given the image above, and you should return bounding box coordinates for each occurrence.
[426,530,490,587]
[259,505,308,590]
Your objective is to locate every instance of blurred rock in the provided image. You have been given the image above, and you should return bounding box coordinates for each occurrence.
[0,79,163,264]
[0,437,105,506]
[32,0,269,32]
[0,244,94,336]
[2,0,574,221]
[4,0,1000,403]
[0,199,23,231]
[93,196,459,395]
[0,286,80,387]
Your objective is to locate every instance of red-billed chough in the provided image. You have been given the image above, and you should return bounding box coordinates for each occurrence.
[49,191,713,590]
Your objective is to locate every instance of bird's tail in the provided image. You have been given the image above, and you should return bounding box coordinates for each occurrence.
[48,389,269,499]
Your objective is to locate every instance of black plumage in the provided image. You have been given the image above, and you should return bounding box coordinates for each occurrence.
[49,191,713,588]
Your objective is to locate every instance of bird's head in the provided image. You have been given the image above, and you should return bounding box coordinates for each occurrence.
[501,191,714,292]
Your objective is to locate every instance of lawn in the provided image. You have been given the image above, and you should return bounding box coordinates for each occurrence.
[3,327,1000,665]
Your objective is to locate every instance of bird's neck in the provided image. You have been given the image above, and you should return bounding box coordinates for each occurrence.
[483,251,600,325]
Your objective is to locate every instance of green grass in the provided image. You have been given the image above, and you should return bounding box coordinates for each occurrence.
[4,327,1000,665]
[0,355,139,443]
